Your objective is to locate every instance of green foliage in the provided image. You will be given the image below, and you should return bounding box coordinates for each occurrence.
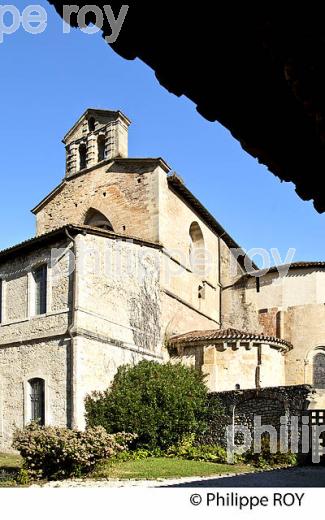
[16,469,30,486]
[244,435,299,468]
[113,447,164,462]
[167,434,228,463]
[196,393,228,446]
[12,422,136,480]
[85,361,209,450]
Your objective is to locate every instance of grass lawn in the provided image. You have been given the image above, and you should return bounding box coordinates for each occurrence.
[0,453,22,470]
[0,453,254,484]
[91,457,253,481]
[0,452,23,487]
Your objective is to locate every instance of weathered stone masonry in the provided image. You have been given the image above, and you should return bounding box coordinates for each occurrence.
[206,385,313,453]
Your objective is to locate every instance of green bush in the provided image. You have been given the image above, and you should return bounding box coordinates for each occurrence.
[113,447,164,462]
[167,434,228,463]
[196,393,227,446]
[16,469,30,486]
[12,422,136,480]
[85,361,208,450]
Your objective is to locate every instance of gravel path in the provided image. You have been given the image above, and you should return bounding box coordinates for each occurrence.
[33,473,245,488]
[33,466,325,488]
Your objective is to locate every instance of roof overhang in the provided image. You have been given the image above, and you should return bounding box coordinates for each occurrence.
[169,328,293,353]
[48,2,325,212]
[0,224,162,264]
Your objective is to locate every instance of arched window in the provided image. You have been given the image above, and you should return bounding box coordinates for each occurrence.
[88,117,95,132]
[97,135,106,162]
[79,143,87,170]
[189,221,206,276]
[313,353,325,389]
[33,264,47,316]
[84,208,114,231]
[29,378,45,425]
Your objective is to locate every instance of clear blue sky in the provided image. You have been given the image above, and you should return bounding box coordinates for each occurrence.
[1,1,325,266]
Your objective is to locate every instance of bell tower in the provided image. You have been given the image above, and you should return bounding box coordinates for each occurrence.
[63,108,131,177]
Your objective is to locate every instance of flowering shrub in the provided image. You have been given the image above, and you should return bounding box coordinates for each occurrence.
[12,422,136,480]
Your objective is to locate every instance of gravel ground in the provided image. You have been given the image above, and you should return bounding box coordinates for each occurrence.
[32,472,246,488]
[32,466,325,488]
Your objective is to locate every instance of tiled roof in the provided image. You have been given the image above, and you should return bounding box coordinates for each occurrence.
[245,261,325,280]
[0,224,161,263]
[169,327,292,349]
[270,261,325,272]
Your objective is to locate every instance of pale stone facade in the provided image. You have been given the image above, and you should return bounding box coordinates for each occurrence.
[242,267,325,407]
[0,108,325,449]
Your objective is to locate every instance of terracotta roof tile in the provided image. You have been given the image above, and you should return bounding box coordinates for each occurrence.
[269,261,325,272]
[169,327,292,349]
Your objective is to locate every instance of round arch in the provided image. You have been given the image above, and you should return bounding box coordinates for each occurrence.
[305,346,325,388]
[84,208,114,231]
[189,221,206,276]
[313,351,325,389]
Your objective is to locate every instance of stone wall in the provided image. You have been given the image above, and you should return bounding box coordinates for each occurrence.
[75,233,162,354]
[161,292,218,342]
[0,239,71,345]
[0,240,73,450]
[159,181,219,285]
[69,228,228,428]
[64,111,129,176]
[205,385,313,448]
[70,233,164,428]
[35,160,224,336]
[244,269,325,391]
[258,307,280,336]
[170,343,286,392]
[284,304,325,387]
[220,240,260,332]
[75,231,220,355]
[158,174,221,332]
[0,338,69,450]
[73,335,162,430]
[0,226,228,448]
[35,161,166,243]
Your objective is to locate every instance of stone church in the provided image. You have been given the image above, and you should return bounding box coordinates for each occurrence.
[0,108,325,449]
